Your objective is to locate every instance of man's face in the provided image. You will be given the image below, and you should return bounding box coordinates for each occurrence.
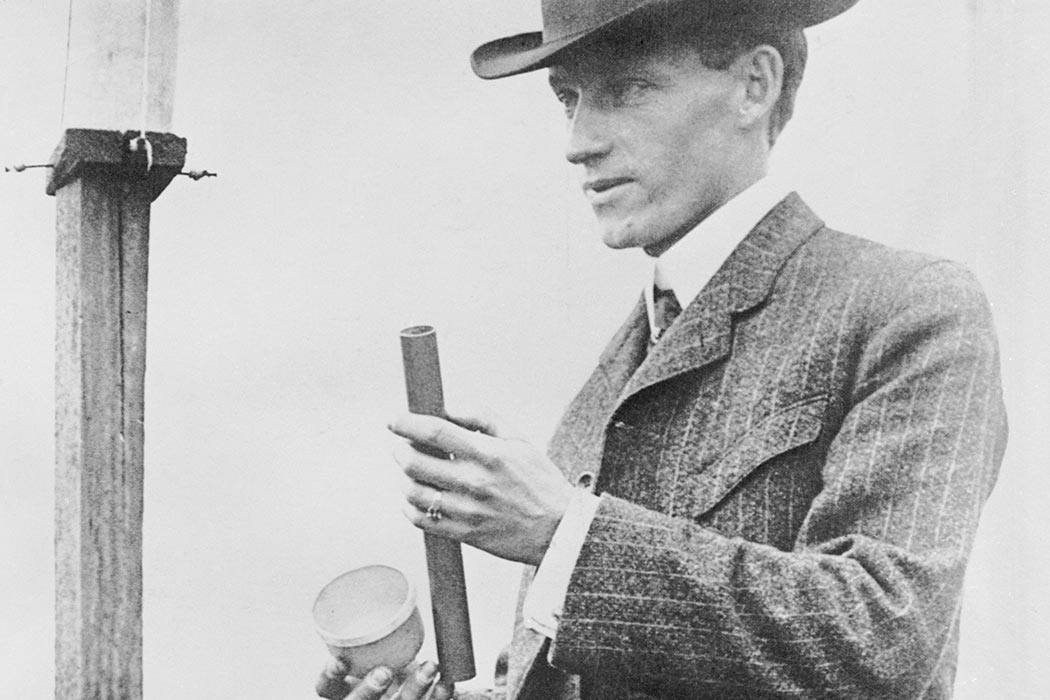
[549,35,743,255]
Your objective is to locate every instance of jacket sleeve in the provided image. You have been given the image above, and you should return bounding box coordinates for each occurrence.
[546,262,1008,698]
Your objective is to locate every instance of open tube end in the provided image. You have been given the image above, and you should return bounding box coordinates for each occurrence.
[400,325,435,338]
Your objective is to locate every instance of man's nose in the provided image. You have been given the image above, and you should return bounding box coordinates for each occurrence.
[564,102,612,165]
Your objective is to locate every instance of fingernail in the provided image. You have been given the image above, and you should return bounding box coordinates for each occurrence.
[434,680,456,700]
[369,667,393,688]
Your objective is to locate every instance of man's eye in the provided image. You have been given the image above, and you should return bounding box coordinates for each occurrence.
[555,90,578,117]
[609,79,652,105]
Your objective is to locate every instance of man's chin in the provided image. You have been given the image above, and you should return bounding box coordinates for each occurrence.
[596,220,643,251]
[595,212,690,256]
[600,236,636,251]
[597,220,675,254]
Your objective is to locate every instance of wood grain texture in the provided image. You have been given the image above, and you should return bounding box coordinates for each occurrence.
[54,168,157,699]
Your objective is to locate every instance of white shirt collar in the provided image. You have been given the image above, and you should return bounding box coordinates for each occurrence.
[644,174,792,342]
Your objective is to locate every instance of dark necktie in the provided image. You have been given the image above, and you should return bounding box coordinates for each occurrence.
[651,286,682,345]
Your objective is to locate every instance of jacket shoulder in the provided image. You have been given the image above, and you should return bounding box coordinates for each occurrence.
[791,227,990,308]
[801,227,941,280]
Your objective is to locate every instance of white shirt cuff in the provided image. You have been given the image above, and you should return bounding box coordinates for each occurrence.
[522,490,601,638]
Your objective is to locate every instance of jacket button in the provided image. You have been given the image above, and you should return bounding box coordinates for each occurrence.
[575,471,595,490]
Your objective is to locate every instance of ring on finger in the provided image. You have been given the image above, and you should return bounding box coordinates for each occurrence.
[425,491,443,522]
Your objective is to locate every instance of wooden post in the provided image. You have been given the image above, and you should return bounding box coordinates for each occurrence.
[51,2,180,697]
[50,130,185,699]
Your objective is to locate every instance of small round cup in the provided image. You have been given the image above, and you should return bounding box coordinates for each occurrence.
[312,565,425,678]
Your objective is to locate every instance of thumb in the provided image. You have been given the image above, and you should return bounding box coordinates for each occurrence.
[315,657,352,699]
[429,679,455,700]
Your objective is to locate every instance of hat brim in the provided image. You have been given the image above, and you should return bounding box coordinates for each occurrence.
[471,30,582,80]
[470,0,862,80]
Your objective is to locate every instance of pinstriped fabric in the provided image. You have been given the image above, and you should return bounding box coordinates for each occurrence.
[509,195,1007,699]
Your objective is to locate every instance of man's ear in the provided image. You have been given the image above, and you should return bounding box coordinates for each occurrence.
[734,45,784,133]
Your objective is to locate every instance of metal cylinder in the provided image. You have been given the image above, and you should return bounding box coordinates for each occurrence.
[399,326,476,684]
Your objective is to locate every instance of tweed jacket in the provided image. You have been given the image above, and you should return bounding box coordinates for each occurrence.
[505,194,1007,699]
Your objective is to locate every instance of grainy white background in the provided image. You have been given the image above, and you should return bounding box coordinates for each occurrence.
[1,1,1047,697]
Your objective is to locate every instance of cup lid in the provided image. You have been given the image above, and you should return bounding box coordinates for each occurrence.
[312,565,417,647]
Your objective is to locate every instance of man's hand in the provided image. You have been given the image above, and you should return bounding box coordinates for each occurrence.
[389,410,575,566]
[315,659,452,700]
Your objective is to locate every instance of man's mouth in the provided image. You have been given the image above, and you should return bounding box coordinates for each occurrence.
[584,177,632,195]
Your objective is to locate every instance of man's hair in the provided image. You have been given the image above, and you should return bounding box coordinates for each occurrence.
[691,23,808,146]
[598,15,808,146]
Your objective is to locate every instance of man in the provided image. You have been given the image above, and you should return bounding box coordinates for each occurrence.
[320,0,1007,697]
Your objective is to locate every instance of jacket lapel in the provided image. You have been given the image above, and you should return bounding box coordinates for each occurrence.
[618,193,824,405]
[594,294,651,397]
[545,297,649,478]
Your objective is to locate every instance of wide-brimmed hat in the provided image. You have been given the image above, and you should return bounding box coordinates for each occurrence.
[471,0,861,79]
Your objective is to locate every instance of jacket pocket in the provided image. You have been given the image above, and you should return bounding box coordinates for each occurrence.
[679,394,829,519]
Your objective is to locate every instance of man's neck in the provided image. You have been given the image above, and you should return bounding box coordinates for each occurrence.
[643,173,792,342]
[643,167,769,258]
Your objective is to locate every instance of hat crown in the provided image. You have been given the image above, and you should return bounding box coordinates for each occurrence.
[474,0,861,79]
[542,0,653,42]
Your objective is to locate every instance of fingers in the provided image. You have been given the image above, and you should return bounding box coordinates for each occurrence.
[395,661,439,699]
[327,663,441,700]
[345,667,395,700]
[402,481,450,519]
[443,407,518,440]
[399,490,472,541]
[315,657,354,699]
[393,442,463,492]
[389,413,496,461]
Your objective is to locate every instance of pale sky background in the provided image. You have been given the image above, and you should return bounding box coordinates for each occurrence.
[2,1,1048,698]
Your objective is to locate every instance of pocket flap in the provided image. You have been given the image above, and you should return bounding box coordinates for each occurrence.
[679,394,828,519]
